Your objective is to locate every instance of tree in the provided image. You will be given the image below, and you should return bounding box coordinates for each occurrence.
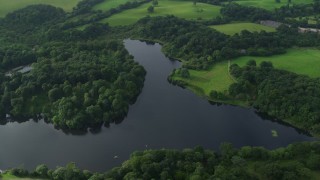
[180,68,190,78]
[275,0,281,3]
[260,61,273,69]
[220,143,236,159]
[306,154,320,170]
[246,60,256,66]
[314,0,320,13]
[35,164,49,178]
[147,6,154,13]
[193,0,197,6]
[48,88,63,102]
[152,0,158,6]
[210,90,218,98]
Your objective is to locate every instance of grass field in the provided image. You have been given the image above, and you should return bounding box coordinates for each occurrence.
[234,0,313,10]
[93,0,137,11]
[292,15,320,24]
[0,0,81,17]
[210,22,276,35]
[172,48,320,97]
[1,173,18,179]
[231,48,320,78]
[0,173,44,180]
[101,0,221,26]
[174,61,234,95]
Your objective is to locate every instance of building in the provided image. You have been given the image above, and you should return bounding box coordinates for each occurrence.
[260,20,284,28]
[298,27,320,33]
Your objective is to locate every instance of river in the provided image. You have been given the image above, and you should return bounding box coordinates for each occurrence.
[0,40,315,172]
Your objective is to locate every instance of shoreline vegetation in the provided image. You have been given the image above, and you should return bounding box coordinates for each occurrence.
[1,141,320,179]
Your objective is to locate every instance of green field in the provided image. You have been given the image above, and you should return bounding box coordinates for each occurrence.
[234,0,314,10]
[174,61,234,95]
[0,0,81,17]
[293,15,320,24]
[304,15,319,24]
[231,48,320,78]
[173,48,320,97]
[210,22,276,35]
[101,0,221,26]
[0,173,44,180]
[93,0,137,11]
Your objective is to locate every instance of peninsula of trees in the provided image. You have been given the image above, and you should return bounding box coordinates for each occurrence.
[0,5,145,130]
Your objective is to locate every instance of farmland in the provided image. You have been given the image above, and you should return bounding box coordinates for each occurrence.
[0,0,81,17]
[101,0,221,26]
[231,48,320,78]
[173,61,234,95]
[210,22,276,35]
[234,0,314,10]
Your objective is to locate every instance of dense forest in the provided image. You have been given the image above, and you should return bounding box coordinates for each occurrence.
[228,61,320,136]
[3,141,320,179]
[0,5,146,130]
[0,41,145,129]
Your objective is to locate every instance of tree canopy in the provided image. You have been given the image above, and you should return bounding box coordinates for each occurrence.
[229,61,320,136]
[5,142,320,180]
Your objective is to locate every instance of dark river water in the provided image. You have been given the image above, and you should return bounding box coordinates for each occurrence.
[0,40,316,172]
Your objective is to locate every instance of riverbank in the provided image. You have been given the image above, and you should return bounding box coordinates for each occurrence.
[3,141,320,179]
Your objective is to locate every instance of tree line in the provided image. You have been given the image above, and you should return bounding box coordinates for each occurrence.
[3,141,320,179]
[228,61,320,136]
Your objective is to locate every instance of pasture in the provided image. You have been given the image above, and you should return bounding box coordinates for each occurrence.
[210,22,276,35]
[173,61,234,95]
[173,48,320,96]
[231,48,320,78]
[0,0,81,17]
[101,0,221,26]
[234,0,314,10]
